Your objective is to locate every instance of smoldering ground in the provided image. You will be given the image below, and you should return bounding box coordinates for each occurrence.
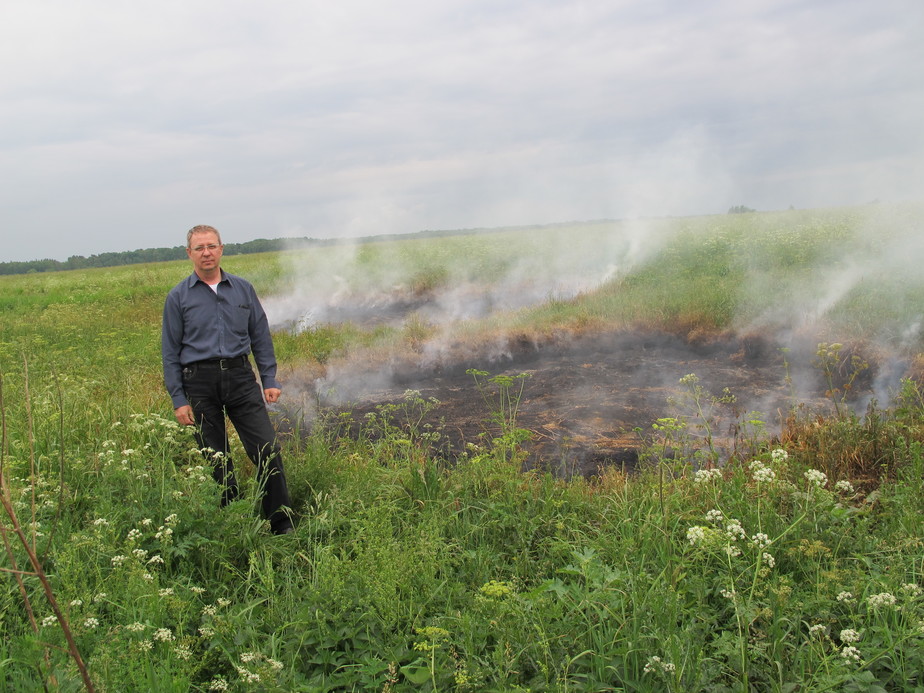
[274,322,909,478]
[263,210,923,477]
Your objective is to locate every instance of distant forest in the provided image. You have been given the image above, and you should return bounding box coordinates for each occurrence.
[0,228,487,276]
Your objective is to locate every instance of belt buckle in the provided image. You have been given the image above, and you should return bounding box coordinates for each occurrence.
[219,358,231,370]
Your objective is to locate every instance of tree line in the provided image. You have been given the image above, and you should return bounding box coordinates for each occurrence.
[0,237,329,276]
[0,227,509,276]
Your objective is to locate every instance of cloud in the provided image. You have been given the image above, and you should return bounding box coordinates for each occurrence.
[1,0,922,261]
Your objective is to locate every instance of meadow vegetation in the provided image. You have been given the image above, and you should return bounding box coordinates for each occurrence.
[2,204,924,691]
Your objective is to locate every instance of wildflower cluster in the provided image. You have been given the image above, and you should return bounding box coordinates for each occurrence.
[479,580,514,599]
[643,655,676,676]
[10,474,65,521]
[413,626,451,653]
[749,460,776,484]
[686,525,709,546]
[694,468,723,483]
[804,469,828,488]
[686,511,778,570]
[868,592,897,610]
[839,628,861,643]
[770,448,789,463]
[841,645,862,663]
[834,479,855,494]
[234,651,285,686]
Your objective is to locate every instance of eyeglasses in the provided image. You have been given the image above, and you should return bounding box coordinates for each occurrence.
[190,244,221,253]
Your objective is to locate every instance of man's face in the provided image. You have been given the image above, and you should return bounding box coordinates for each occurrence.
[187,231,223,275]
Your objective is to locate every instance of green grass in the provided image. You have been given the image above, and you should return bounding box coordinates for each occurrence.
[2,204,924,691]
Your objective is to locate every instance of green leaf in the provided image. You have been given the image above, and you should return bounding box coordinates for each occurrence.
[400,664,433,685]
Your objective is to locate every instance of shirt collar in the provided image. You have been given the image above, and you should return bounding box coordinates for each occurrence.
[186,269,232,288]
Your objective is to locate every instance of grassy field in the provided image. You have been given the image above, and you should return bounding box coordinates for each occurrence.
[2,204,924,691]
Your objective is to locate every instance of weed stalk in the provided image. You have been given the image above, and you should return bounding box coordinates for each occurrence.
[0,364,96,692]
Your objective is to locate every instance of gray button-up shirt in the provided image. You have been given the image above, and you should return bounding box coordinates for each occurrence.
[162,270,279,408]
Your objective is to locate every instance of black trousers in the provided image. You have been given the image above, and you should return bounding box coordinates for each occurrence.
[182,359,292,531]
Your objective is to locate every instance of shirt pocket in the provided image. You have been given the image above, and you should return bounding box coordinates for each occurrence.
[226,303,252,340]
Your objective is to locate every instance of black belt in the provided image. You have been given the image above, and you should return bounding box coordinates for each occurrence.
[190,355,249,370]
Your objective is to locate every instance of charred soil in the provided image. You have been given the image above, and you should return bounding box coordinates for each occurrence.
[280,327,908,478]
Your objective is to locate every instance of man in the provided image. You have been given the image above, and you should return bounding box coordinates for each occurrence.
[162,225,294,535]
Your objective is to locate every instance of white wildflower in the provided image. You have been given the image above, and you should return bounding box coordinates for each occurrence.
[159,588,174,597]
[836,591,855,603]
[147,555,164,565]
[720,588,736,599]
[694,468,723,483]
[126,622,146,632]
[804,469,828,488]
[705,509,724,523]
[164,513,179,525]
[808,624,826,636]
[141,518,154,526]
[175,645,192,660]
[686,526,707,545]
[93,518,109,527]
[902,583,922,597]
[41,615,58,627]
[841,645,862,663]
[236,667,261,683]
[70,599,83,607]
[752,464,776,484]
[153,628,174,642]
[132,548,149,560]
[839,629,861,643]
[208,678,229,691]
[643,655,676,675]
[190,586,206,595]
[751,533,771,548]
[84,617,99,629]
[834,479,855,494]
[771,448,789,463]
[725,519,746,541]
[199,626,215,638]
[725,544,742,557]
[217,598,231,607]
[762,552,776,568]
[142,573,154,581]
[868,592,897,609]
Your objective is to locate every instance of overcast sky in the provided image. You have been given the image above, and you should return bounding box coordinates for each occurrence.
[1,0,921,263]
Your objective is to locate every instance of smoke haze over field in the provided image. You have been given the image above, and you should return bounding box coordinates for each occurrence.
[264,205,924,464]
[263,219,665,333]
[1,0,922,262]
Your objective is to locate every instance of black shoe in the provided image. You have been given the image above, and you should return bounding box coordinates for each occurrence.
[272,524,294,536]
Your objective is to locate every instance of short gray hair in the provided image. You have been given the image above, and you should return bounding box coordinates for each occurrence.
[186,225,223,248]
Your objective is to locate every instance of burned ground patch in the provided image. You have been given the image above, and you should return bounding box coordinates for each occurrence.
[278,327,906,478]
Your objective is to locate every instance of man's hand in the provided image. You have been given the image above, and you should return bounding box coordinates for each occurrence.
[174,405,195,426]
[264,388,281,404]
